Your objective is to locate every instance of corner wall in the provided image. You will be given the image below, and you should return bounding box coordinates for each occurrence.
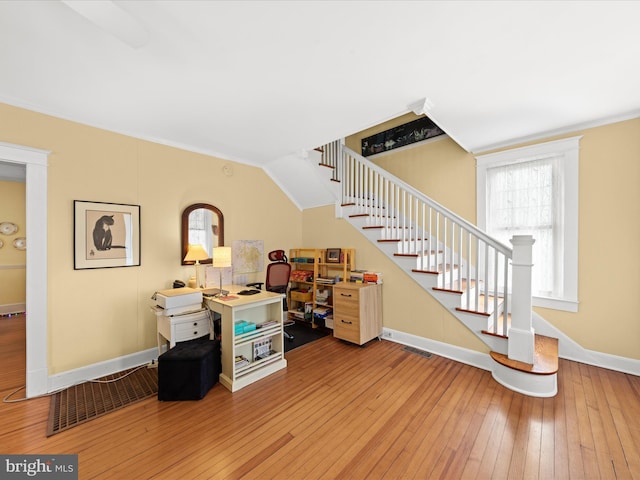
[0,102,304,375]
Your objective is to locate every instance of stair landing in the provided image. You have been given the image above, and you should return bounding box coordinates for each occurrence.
[490,334,558,375]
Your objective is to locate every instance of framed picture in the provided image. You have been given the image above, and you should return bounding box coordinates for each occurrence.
[326,248,341,264]
[74,200,140,270]
[361,115,445,157]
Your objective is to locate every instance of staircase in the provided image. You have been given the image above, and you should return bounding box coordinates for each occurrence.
[316,140,558,397]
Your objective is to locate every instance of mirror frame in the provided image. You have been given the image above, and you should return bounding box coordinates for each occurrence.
[181,203,224,265]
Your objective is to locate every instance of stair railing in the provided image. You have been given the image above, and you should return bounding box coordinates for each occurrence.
[321,140,521,335]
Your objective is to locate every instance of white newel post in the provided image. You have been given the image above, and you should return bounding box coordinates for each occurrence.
[508,235,536,364]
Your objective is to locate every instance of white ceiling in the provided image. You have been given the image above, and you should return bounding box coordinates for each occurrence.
[1,1,639,204]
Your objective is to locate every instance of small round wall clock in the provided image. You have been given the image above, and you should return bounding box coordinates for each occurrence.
[0,222,18,235]
[13,237,26,250]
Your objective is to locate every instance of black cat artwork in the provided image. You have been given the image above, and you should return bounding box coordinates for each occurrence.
[92,215,125,251]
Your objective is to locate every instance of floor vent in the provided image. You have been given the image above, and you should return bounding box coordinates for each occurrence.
[46,366,158,436]
[403,346,432,358]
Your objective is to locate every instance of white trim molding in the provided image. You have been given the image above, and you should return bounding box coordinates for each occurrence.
[476,136,581,312]
[49,348,157,393]
[0,141,49,397]
[0,303,26,316]
[383,325,640,385]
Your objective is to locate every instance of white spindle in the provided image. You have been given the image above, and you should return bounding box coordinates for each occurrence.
[502,256,509,336]
[493,249,499,323]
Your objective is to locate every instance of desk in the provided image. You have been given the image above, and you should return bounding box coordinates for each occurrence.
[204,285,287,392]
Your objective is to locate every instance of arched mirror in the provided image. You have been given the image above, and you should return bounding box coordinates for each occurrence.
[181,203,224,265]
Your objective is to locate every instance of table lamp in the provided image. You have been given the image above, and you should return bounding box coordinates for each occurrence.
[184,244,209,288]
[212,246,232,296]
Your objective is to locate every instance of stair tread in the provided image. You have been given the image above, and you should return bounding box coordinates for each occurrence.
[490,334,558,375]
[342,192,556,379]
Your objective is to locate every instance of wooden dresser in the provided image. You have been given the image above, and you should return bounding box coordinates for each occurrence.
[332,282,382,345]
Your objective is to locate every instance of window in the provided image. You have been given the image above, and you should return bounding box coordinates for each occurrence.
[476,136,581,312]
[188,208,214,254]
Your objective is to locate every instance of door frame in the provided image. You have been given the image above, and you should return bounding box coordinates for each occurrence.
[0,142,49,397]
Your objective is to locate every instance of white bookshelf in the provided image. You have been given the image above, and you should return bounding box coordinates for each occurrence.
[205,286,287,392]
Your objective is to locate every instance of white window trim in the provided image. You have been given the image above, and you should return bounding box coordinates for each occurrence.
[476,136,581,313]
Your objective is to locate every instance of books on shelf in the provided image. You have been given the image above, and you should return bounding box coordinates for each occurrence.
[316,276,338,284]
[350,270,383,284]
[290,270,314,282]
[291,257,314,263]
[235,355,250,369]
[313,306,333,319]
[257,320,279,329]
[253,338,273,360]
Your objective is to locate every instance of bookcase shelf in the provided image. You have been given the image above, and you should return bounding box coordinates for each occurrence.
[288,248,355,329]
[205,287,287,392]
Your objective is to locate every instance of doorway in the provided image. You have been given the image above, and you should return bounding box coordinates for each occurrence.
[0,161,26,394]
[0,143,49,397]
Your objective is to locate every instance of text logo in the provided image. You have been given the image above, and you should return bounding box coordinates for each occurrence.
[0,455,77,479]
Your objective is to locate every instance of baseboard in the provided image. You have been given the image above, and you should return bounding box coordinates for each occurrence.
[561,349,640,377]
[382,327,640,378]
[381,327,494,372]
[0,303,25,316]
[48,347,158,393]
[532,312,640,376]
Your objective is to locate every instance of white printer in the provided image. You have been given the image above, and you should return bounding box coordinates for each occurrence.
[153,287,203,316]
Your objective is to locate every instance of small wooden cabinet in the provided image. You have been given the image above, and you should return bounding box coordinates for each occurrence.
[333,282,382,345]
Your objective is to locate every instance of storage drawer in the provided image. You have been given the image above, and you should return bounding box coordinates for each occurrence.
[334,287,360,305]
[175,318,209,341]
[333,300,360,318]
[334,314,361,344]
[290,289,312,303]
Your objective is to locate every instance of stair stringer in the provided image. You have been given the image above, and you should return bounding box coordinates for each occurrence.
[343,205,508,355]
[342,206,561,396]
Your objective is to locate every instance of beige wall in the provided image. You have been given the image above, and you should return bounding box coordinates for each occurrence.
[2,100,637,375]
[0,180,26,305]
[301,206,488,353]
[0,103,303,374]
[343,113,640,360]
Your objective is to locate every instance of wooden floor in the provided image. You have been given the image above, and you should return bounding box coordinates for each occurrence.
[1,314,640,479]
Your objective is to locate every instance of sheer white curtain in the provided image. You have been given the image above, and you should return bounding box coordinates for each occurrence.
[189,209,213,254]
[486,155,564,297]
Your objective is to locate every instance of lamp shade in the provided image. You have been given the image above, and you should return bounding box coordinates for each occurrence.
[212,246,232,268]
[184,244,209,263]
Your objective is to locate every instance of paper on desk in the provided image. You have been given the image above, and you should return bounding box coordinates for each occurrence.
[204,265,232,287]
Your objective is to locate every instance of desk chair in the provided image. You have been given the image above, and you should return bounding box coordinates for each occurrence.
[247,250,295,341]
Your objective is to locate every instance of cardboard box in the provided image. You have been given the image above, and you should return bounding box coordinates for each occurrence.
[155,287,203,309]
[291,289,312,303]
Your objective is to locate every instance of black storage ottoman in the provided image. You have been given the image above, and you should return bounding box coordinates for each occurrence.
[158,338,220,401]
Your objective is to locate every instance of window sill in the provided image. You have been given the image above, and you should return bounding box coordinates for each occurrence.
[533,295,578,313]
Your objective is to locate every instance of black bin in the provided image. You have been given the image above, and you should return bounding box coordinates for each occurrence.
[158,338,220,401]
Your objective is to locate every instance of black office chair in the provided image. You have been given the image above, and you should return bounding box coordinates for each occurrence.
[247,250,295,341]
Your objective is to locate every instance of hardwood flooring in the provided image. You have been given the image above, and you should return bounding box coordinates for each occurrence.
[1,314,639,479]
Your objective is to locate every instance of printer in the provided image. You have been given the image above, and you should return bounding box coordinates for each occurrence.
[153,287,203,316]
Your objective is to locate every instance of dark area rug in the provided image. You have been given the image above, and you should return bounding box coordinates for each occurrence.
[284,322,329,353]
[47,366,158,436]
